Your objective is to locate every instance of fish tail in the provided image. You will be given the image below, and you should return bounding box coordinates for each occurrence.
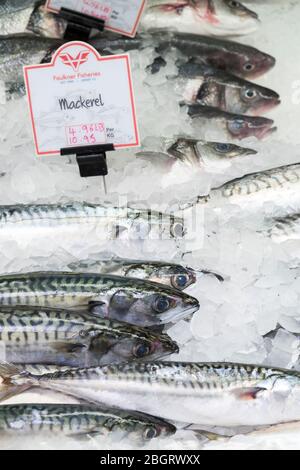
[0,362,32,402]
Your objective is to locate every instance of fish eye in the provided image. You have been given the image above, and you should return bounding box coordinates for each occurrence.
[242,88,257,100]
[153,295,171,313]
[133,342,151,358]
[244,63,254,72]
[171,274,189,289]
[213,143,233,153]
[144,426,158,440]
[228,0,242,9]
[228,120,245,135]
[171,222,185,239]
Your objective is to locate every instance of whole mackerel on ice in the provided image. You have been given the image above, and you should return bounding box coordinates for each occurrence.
[0,202,185,241]
[0,306,178,366]
[2,361,300,427]
[0,403,176,442]
[209,162,300,206]
[0,272,199,326]
[68,256,223,289]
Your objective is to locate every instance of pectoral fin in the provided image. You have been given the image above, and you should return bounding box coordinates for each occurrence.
[49,341,87,354]
[233,387,266,401]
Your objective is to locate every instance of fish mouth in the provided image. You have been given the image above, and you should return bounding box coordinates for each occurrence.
[255,122,277,140]
[251,97,281,116]
[246,55,276,80]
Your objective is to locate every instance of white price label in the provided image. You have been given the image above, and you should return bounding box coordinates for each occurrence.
[46,0,146,37]
[23,41,140,156]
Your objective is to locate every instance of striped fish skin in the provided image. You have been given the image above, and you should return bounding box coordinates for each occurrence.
[0,404,176,442]
[68,258,197,291]
[0,272,199,327]
[0,306,178,366]
[7,362,300,428]
[268,213,300,241]
[0,202,184,241]
[211,163,300,203]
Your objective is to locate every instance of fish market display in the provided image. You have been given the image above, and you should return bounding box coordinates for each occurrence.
[209,162,300,206]
[140,0,260,36]
[0,272,199,326]
[177,62,280,114]
[0,0,298,453]
[2,361,300,428]
[188,105,276,140]
[0,202,185,242]
[0,306,178,366]
[68,256,224,287]
[0,403,176,442]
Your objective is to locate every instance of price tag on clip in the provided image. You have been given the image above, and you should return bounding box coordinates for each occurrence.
[23,41,140,156]
[46,0,146,38]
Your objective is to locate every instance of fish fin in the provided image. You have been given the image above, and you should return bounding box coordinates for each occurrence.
[48,341,87,354]
[88,301,106,315]
[0,362,32,402]
[233,387,266,401]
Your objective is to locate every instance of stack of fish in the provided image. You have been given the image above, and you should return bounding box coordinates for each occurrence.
[0,200,210,443]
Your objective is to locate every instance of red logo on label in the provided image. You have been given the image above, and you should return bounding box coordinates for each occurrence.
[59,51,90,72]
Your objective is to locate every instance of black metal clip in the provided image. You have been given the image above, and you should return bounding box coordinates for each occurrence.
[61,144,115,191]
[60,8,105,41]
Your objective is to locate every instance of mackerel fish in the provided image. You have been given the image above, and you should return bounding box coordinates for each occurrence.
[0,202,185,242]
[208,162,300,208]
[0,272,199,327]
[0,306,178,366]
[68,256,224,289]
[0,403,176,443]
[2,361,300,427]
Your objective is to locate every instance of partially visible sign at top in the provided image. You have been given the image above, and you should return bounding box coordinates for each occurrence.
[46,0,146,37]
[23,41,140,156]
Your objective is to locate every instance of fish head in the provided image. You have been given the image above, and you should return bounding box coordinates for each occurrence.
[238,51,276,80]
[225,81,280,115]
[124,262,197,290]
[199,0,259,35]
[85,325,179,362]
[120,411,176,442]
[203,141,257,159]
[92,280,200,326]
[227,115,277,140]
[255,369,300,407]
